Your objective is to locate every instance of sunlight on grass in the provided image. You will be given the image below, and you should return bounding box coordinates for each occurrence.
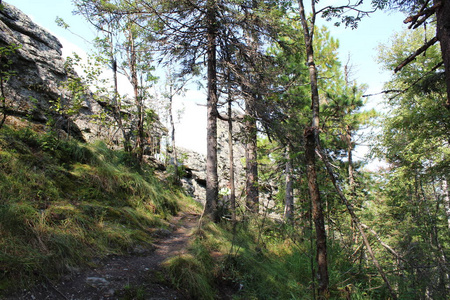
[0,127,189,294]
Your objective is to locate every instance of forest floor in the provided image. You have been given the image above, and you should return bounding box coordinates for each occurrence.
[7,212,201,300]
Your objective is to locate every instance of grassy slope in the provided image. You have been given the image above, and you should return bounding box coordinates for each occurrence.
[0,126,386,299]
[0,126,199,294]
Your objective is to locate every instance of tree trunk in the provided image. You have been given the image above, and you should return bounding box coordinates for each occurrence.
[227,94,236,223]
[305,128,329,298]
[443,179,450,230]
[434,0,450,109]
[169,84,179,183]
[108,32,130,152]
[0,77,6,129]
[243,1,260,214]
[203,0,219,222]
[346,130,355,190]
[284,145,294,222]
[245,95,259,213]
[317,146,398,300]
[297,0,329,297]
[128,26,144,162]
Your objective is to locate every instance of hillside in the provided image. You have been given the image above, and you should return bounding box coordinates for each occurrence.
[0,126,204,296]
[1,1,449,299]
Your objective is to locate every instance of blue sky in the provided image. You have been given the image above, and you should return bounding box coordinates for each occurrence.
[6,0,407,92]
[6,0,408,158]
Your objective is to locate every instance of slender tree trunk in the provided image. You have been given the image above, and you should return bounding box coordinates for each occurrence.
[305,129,329,298]
[345,129,359,246]
[227,94,236,223]
[245,95,259,213]
[297,1,329,297]
[168,84,179,183]
[203,0,219,222]
[243,1,260,214]
[346,130,355,190]
[110,39,130,152]
[284,145,294,222]
[128,26,144,162]
[434,0,450,109]
[443,179,450,230]
[0,78,6,129]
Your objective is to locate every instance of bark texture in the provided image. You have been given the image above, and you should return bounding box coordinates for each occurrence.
[245,97,259,213]
[434,0,450,109]
[297,0,329,297]
[284,146,294,222]
[204,0,219,222]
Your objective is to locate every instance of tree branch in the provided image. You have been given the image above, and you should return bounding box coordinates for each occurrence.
[360,223,402,259]
[394,36,438,73]
[362,89,403,97]
[315,145,398,300]
[403,1,441,29]
[389,61,444,100]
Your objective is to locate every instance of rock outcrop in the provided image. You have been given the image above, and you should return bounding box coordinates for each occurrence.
[180,118,278,216]
[0,2,111,141]
[0,2,278,215]
[179,119,247,204]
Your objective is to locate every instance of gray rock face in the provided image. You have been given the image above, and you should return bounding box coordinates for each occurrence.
[180,118,278,216]
[179,147,207,202]
[0,3,110,141]
[179,119,246,204]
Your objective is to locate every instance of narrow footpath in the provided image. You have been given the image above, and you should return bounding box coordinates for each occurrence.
[9,213,200,300]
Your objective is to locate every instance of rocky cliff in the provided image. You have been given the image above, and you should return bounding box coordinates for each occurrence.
[0,2,110,141]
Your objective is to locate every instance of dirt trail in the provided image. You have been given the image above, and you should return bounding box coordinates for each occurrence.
[9,213,200,300]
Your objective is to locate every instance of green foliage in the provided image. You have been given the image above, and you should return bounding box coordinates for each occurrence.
[164,222,222,299]
[118,284,147,300]
[165,253,216,300]
[167,216,393,300]
[369,25,450,299]
[0,126,188,295]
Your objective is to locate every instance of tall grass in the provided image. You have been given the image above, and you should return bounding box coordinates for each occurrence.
[164,215,385,300]
[0,126,188,294]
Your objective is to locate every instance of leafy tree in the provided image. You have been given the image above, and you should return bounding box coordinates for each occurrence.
[372,0,450,109]
[372,25,450,298]
[73,0,159,161]
[69,1,132,151]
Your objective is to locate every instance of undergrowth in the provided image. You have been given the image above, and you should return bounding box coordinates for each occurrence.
[0,126,390,299]
[0,126,192,295]
[164,217,385,300]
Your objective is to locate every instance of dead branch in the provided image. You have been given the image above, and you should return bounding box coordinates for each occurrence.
[389,61,444,100]
[394,36,438,73]
[360,223,402,259]
[403,1,441,29]
[362,89,402,97]
[315,146,398,300]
